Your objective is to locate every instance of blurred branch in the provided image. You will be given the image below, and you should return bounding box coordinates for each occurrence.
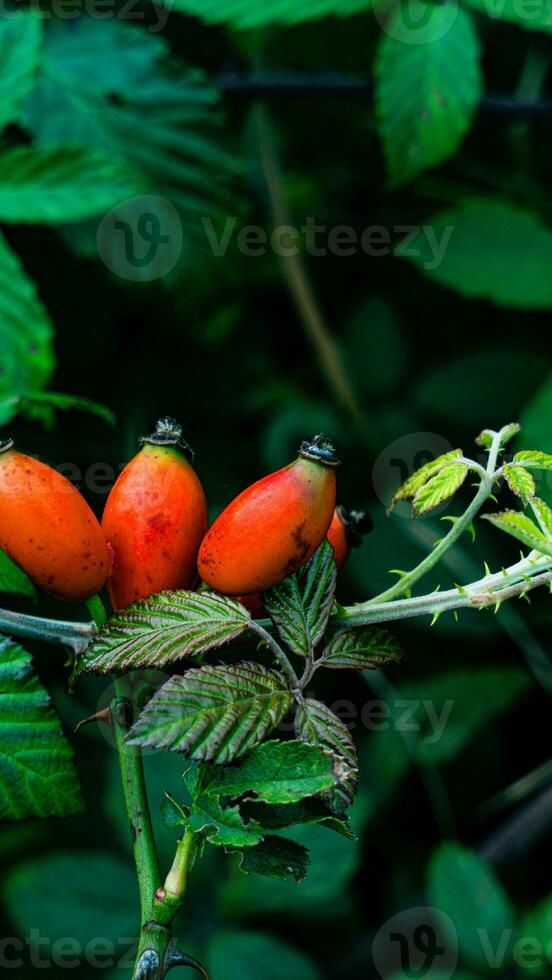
[220,71,552,119]
[253,104,373,442]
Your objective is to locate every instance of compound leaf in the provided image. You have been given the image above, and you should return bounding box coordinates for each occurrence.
[232,835,310,882]
[0,638,83,820]
[389,449,462,509]
[482,510,552,556]
[375,3,482,185]
[264,540,337,656]
[206,739,338,804]
[0,145,139,225]
[0,231,54,425]
[321,626,403,670]
[503,463,536,504]
[161,0,370,29]
[0,10,43,134]
[71,590,251,681]
[513,450,552,470]
[413,462,468,515]
[127,663,292,763]
[295,699,358,813]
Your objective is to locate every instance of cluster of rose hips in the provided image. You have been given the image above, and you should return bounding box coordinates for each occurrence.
[0,419,370,614]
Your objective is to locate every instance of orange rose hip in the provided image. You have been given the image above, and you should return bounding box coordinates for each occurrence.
[327,505,373,569]
[0,438,109,601]
[102,418,208,609]
[198,434,339,595]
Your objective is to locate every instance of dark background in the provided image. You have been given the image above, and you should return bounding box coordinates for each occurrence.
[1,4,552,978]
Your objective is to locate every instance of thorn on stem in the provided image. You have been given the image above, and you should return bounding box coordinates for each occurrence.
[74,707,112,735]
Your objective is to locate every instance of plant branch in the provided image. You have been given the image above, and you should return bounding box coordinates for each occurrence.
[367,428,506,605]
[0,607,96,655]
[254,103,372,441]
[250,620,300,688]
[338,555,552,629]
[85,598,165,980]
[218,71,552,119]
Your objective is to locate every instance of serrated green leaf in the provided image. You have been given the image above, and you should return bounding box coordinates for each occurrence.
[71,590,251,681]
[503,463,536,504]
[375,4,481,186]
[0,11,42,134]
[0,145,139,224]
[206,740,338,804]
[476,423,520,448]
[161,792,188,829]
[21,18,236,228]
[399,199,552,308]
[321,626,403,670]
[482,510,552,556]
[413,462,468,516]
[0,391,115,427]
[0,637,83,820]
[264,540,337,656]
[242,799,356,840]
[0,550,36,599]
[232,835,310,882]
[295,699,358,813]
[187,793,263,847]
[127,663,292,763]
[0,231,54,424]
[532,497,552,536]
[427,843,514,970]
[389,449,462,509]
[513,450,552,470]
[161,0,370,28]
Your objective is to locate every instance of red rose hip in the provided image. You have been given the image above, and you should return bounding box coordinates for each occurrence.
[327,505,373,569]
[198,434,338,595]
[102,418,208,609]
[0,439,109,602]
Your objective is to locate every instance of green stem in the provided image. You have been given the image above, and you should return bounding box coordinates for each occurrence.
[338,557,552,629]
[250,621,300,688]
[367,430,505,606]
[86,597,164,979]
[0,607,95,654]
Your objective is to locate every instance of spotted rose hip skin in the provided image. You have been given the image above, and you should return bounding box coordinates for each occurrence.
[0,439,110,602]
[198,434,338,595]
[102,418,208,610]
[232,504,372,617]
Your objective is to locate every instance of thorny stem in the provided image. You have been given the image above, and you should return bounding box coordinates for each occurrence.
[365,428,507,606]
[250,620,300,688]
[337,556,552,630]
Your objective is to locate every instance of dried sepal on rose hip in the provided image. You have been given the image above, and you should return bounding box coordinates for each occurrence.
[198,434,339,595]
[102,417,208,610]
[0,438,110,602]
[327,505,373,569]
